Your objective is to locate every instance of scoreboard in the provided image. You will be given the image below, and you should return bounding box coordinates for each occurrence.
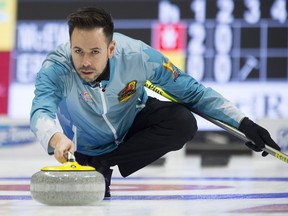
[10,0,288,129]
[184,0,287,82]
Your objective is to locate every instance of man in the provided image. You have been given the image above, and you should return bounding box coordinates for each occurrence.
[30,7,280,198]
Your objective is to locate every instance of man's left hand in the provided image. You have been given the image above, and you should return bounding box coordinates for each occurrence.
[239,117,281,156]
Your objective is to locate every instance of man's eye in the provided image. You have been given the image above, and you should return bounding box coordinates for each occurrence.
[75,49,82,54]
[92,50,99,54]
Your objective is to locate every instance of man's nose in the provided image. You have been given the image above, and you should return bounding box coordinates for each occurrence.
[82,54,92,67]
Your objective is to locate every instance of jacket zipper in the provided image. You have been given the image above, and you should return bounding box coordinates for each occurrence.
[98,83,119,144]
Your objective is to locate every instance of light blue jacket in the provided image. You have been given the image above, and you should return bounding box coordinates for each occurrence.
[30,33,245,156]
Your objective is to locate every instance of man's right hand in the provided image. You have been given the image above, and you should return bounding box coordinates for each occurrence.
[49,132,75,163]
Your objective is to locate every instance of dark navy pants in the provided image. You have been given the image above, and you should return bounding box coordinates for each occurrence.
[75,97,198,177]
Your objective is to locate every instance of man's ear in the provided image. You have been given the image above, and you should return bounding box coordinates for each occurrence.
[108,40,116,58]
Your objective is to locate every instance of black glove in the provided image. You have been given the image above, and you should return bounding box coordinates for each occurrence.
[239,117,281,157]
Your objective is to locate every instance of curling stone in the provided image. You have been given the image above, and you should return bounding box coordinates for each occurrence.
[30,152,105,206]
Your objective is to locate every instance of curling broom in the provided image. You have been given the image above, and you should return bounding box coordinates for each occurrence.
[144,80,288,164]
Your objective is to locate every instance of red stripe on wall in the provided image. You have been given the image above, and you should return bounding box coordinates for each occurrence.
[0,52,10,115]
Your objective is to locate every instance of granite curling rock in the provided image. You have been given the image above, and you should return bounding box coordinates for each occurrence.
[30,152,105,206]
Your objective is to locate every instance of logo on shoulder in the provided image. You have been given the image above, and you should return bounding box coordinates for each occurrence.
[163,58,180,82]
[118,80,137,102]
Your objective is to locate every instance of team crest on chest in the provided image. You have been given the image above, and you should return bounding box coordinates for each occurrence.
[118,80,137,102]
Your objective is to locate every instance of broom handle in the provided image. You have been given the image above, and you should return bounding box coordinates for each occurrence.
[192,110,282,159]
[144,80,288,164]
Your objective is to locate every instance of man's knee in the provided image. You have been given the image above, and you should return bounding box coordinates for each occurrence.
[182,112,198,140]
[168,104,198,150]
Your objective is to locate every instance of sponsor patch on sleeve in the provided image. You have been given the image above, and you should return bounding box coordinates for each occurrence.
[163,58,180,82]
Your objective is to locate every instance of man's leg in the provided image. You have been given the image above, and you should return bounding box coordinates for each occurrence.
[103,97,198,177]
[75,97,198,197]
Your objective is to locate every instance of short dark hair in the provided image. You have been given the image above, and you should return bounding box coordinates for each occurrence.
[67,7,114,43]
